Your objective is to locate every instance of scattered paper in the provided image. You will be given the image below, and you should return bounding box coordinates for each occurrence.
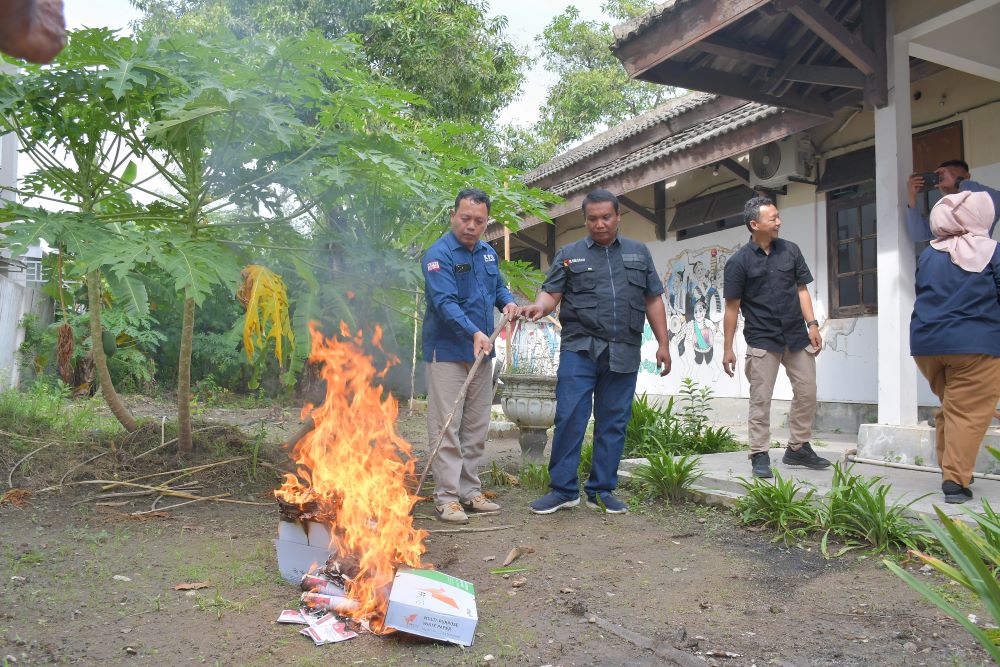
[300,613,358,645]
[277,610,309,625]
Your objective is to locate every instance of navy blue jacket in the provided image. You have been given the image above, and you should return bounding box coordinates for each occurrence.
[910,244,1000,357]
[422,232,514,363]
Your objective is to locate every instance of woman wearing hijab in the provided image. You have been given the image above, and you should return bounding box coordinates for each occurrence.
[911,190,1000,503]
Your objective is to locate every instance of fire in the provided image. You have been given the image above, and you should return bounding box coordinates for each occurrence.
[275,322,427,628]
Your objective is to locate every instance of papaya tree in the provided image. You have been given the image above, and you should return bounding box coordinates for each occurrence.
[0,29,159,433]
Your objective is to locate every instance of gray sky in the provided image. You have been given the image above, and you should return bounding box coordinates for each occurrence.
[64,0,615,127]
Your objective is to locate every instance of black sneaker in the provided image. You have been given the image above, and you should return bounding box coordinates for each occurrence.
[782,442,831,469]
[585,492,627,514]
[943,480,973,504]
[751,452,773,478]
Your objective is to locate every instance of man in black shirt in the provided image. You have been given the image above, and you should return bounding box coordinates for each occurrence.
[519,189,671,514]
[722,196,831,478]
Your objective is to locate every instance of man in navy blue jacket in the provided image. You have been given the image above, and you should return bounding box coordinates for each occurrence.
[422,188,518,524]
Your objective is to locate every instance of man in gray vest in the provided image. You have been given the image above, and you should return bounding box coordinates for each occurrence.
[519,189,671,514]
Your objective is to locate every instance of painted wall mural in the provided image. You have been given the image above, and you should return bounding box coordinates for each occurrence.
[641,243,743,382]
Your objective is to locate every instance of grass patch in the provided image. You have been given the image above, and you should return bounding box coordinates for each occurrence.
[736,470,818,543]
[631,451,703,502]
[519,463,550,492]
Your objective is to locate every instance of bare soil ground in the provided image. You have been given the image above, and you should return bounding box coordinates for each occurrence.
[0,397,993,667]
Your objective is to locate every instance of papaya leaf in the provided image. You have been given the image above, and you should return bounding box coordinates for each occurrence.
[105,272,150,319]
[237,264,294,366]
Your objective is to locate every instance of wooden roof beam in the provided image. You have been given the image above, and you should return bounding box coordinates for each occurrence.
[767,0,852,95]
[719,158,750,186]
[612,0,772,78]
[785,64,866,88]
[619,193,667,241]
[776,0,877,76]
[641,61,832,119]
[697,36,783,69]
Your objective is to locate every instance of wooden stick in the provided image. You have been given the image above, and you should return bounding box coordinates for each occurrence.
[414,314,512,497]
[425,524,515,534]
[133,425,231,460]
[135,493,230,515]
[102,456,248,491]
[7,442,55,489]
[36,479,271,505]
[59,450,111,486]
[585,613,705,667]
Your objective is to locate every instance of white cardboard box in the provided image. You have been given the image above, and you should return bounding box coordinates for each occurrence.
[383,568,477,646]
[275,520,334,584]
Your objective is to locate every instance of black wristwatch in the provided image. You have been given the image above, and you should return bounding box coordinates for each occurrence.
[806,320,819,328]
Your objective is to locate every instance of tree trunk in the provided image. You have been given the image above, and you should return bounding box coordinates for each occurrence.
[177,296,195,453]
[87,269,138,433]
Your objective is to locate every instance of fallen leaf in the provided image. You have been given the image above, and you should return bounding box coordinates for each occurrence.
[0,488,31,508]
[173,581,211,591]
[502,545,535,567]
[483,556,495,562]
[560,587,575,594]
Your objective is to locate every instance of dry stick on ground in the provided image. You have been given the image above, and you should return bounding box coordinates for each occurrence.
[101,456,249,491]
[7,442,56,488]
[58,450,112,486]
[413,314,512,498]
[139,493,230,515]
[35,479,272,505]
[584,613,704,667]
[425,524,515,534]
[0,428,87,445]
[132,425,233,461]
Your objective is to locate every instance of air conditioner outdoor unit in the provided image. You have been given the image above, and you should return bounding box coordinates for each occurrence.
[749,136,813,189]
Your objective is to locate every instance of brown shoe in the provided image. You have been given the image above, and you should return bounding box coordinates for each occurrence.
[461,493,501,513]
[436,501,469,524]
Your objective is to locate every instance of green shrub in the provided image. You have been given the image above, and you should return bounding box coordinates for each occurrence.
[736,470,818,543]
[0,381,116,448]
[623,382,742,459]
[886,504,1000,663]
[631,451,703,502]
[519,463,550,491]
[816,463,932,554]
[578,441,593,481]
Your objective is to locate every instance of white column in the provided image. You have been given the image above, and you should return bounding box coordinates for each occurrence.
[873,29,918,425]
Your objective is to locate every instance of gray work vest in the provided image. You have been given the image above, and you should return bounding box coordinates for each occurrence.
[559,237,649,344]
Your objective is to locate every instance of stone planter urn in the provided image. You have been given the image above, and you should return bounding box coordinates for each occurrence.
[499,373,557,464]
[497,318,560,464]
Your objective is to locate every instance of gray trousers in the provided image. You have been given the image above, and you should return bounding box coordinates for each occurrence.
[745,345,818,455]
[426,360,493,505]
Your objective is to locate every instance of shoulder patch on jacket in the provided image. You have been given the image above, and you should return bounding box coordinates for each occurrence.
[426,260,440,271]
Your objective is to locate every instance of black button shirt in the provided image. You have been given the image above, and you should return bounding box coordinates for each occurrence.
[542,235,664,373]
[723,237,813,353]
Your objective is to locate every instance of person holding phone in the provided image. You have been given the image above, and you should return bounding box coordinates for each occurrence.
[907,160,1000,242]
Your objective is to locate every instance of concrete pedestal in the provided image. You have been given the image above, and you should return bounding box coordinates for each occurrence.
[856,423,1000,475]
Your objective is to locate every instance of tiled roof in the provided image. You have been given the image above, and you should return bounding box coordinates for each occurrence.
[610,0,691,50]
[522,91,717,184]
[547,102,780,198]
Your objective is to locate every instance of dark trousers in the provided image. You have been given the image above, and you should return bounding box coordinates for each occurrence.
[548,349,637,498]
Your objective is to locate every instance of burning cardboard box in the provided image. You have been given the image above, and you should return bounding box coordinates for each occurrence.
[383,568,478,646]
[275,516,336,584]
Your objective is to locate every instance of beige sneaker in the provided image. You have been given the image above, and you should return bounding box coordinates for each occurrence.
[461,494,501,513]
[436,501,469,524]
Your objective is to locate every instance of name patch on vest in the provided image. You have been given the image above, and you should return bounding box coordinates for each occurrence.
[622,253,644,262]
[562,257,586,267]
[484,254,496,262]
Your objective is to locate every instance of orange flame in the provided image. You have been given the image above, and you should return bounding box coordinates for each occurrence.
[275,322,426,628]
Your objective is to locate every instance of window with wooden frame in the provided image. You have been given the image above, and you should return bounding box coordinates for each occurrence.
[823,121,964,318]
[827,183,877,317]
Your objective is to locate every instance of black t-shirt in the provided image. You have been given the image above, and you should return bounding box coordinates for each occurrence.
[723,237,813,353]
